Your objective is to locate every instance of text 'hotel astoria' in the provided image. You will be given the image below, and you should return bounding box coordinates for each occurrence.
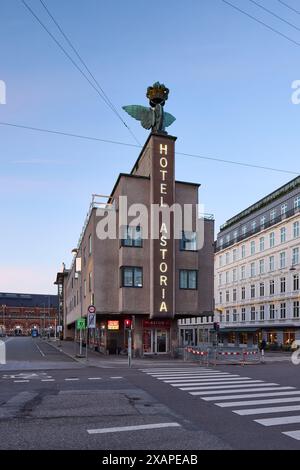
[55,83,214,356]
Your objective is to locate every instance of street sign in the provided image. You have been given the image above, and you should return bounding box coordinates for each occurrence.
[87,313,96,329]
[76,318,86,330]
[57,325,63,333]
[88,305,96,314]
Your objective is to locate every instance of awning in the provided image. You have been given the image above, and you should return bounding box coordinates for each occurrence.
[219,327,259,333]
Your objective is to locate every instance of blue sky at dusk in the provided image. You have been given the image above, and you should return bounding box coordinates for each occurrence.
[0,0,300,293]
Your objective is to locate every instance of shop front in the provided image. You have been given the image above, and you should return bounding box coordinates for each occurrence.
[142,319,171,355]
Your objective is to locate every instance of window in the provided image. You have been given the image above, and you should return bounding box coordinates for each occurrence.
[250,241,255,255]
[219,291,223,304]
[84,279,87,298]
[260,305,265,321]
[260,282,265,297]
[280,251,286,269]
[122,226,142,248]
[260,216,266,229]
[241,308,246,322]
[233,231,238,242]
[270,209,276,222]
[242,226,247,236]
[88,272,92,292]
[250,262,256,277]
[226,234,230,244]
[269,232,275,248]
[233,288,237,301]
[293,221,300,239]
[294,197,300,210]
[293,274,299,291]
[233,268,237,282]
[122,267,143,288]
[259,237,265,252]
[241,265,246,280]
[280,227,286,244]
[292,247,299,266]
[280,277,286,293]
[179,270,197,290]
[269,280,275,295]
[259,259,265,274]
[294,301,300,318]
[219,255,223,267]
[233,249,238,262]
[281,203,288,215]
[226,271,229,284]
[251,307,256,321]
[241,286,246,300]
[180,231,197,251]
[226,290,230,302]
[226,310,230,322]
[269,256,275,272]
[280,303,286,319]
[241,245,246,258]
[251,221,256,233]
[219,273,222,286]
[225,252,230,265]
[233,309,237,322]
[89,234,92,255]
[269,304,275,320]
[219,238,223,249]
[251,285,255,299]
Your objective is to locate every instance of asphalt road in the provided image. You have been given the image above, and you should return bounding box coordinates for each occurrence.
[0,337,300,450]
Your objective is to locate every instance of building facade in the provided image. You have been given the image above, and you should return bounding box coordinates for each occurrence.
[58,132,214,356]
[215,176,300,348]
[0,293,58,336]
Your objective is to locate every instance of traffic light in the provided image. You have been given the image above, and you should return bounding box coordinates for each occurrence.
[213,322,220,332]
[124,319,132,330]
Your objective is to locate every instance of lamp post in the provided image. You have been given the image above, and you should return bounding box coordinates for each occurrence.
[2,305,6,337]
[72,248,84,358]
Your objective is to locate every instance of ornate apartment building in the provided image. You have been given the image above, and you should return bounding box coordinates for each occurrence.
[215,176,300,348]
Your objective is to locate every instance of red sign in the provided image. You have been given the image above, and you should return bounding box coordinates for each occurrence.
[143,320,171,329]
[88,305,96,314]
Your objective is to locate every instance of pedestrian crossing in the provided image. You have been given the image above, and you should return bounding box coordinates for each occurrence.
[140,367,300,445]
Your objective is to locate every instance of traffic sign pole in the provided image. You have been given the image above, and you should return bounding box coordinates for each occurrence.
[128,329,132,368]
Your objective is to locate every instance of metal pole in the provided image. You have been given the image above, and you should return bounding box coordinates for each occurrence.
[86,326,89,361]
[79,328,82,356]
[128,329,132,368]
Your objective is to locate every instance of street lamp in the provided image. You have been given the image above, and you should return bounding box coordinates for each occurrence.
[1,305,6,337]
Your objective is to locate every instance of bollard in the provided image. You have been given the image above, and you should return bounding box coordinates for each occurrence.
[0,340,6,365]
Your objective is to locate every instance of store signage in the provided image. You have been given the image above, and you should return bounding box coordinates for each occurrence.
[150,135,175,319]
[107,320,119,331]
[143,320,171,329]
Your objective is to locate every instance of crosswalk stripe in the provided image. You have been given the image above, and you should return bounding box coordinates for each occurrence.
[255,415,300,426]
[234,405,300,415]
[148,372,230,377]
[217,397,300,408]
[140,368,207,372]
[282,430,300,441]
[157,375,234,381]
[190,386,294,396]
[202,390,300,401]
[176,380,264,389]
[164,376,247,383]
[182,382,277,391]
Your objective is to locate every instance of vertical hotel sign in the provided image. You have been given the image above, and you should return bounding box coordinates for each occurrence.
[150,134,176,319]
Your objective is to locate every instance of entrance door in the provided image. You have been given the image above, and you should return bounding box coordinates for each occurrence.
[143,329,169,354]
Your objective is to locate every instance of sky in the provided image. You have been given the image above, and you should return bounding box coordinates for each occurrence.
[0,0,300,294]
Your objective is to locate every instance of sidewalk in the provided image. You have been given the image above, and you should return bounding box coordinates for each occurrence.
[47,340,293,367]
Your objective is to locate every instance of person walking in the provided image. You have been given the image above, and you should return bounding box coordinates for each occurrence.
[260,338,267,363]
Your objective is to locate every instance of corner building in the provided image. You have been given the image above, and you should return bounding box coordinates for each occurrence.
[61,132,214,356]
[215,176,300,348]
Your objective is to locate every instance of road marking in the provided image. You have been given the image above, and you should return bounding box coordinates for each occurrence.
[234,405,300,415]
[87,422,181,435]
[282,430,300,441]
[14,380,29,383]
[140,368,207,372]
[202,390,300,401]
[157,374,233,380]
[176,380,264,389]
[110,377,123,379]
[164,375,246,383]
[88,377,102,380]
[149,372,230,377]
[217,397,300,407]
[255,415,300,426]
[182,382,278,391]
[41,379,55,382]
[65,378,79,381]
[35,342,45,357]
[190,386,294,396]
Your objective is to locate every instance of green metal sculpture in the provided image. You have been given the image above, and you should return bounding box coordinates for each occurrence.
[122,82,176,134]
